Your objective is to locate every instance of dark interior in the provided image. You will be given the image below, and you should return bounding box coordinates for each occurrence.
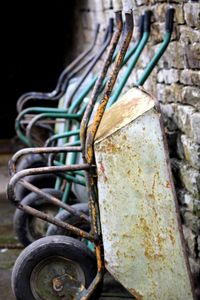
[2,1,76,138]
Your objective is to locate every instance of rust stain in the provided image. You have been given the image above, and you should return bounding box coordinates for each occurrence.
[165,180,171,188]
[98,161,108,182]
[137,166,142,176]
[100,162,105,173]
[129,288,143,300]
[148,193,156,201]
[139,217,164,261]
[168,228,176,246]
[98,138,119,154]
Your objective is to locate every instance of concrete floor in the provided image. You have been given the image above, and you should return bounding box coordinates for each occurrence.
[0,151,134,300]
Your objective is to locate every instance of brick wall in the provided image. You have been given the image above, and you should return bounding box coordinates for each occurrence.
[73,0,200,295]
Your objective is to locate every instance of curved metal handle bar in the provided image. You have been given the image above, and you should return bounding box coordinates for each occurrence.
[45,129,80,147]
[8,164,89,197]
[15,107,68,145]
[80,10,124,160]
[82,11,134,164]
[108,10,151,107]
[7,171,97,242]
[9,146,82,175]
[26,112,81,147]
[137,8,175,86]
[16,23,100,113]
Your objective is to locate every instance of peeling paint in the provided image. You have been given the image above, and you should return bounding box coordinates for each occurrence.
[94,88,194,300]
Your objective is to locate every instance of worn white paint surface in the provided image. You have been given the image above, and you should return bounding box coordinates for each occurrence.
[94,88,194,300]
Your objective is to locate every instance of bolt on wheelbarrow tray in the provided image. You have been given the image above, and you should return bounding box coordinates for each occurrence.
[94,87,195,300]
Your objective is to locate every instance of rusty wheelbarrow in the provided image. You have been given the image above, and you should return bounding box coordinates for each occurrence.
[7,1,196,299]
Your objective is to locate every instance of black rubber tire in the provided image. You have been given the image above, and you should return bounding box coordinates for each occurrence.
[15,173,57,201]
[14,188,62,247]
[12,235,101,300]
[46,203,90,237]
[16,153,46,171]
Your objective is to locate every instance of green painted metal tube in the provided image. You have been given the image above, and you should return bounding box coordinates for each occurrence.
[108,31,150,107]
[15,107,69,146]
[45,129,80,147]
[137,32,171,86]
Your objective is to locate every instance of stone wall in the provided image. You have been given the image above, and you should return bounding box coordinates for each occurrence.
[73,0,200,295]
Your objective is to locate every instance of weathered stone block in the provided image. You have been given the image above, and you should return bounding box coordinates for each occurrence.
[178,190,194,211]
[182,225,196,258]
[178,162,200,198]
[185,43,200,69]
[103,0,112,10]
[151,22,164,44]
[191,113,200,144]
[178,135,200,170]
[180,70,200,87]
[156,83,165,102]
[157,69,180,84]
[180,26,200,44]
[136,44,154,68]
[153,3,184,24]
[157,83,182,103]
[173,105,200,144]
[184,3,200,28]
[182,210,200,234]
[143,67,157,94]
[159,42,185,69]
[182,86,200,110]
[136,0,148,5]
[173,103,196,136]
[160,103,178,131]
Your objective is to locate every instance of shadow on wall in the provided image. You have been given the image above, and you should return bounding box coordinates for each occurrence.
[2,1,76,138]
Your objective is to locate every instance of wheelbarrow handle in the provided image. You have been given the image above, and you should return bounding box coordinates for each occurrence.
[113,0,123,12]
[123,0,133,14]
[144,10,152,32]
[165,8,175,33]
[138,14,144,38]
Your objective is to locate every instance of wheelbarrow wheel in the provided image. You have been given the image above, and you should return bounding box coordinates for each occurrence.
[46,203,90,237]
[15,173,57,201]
[14,188,62,246]
[12,236,101,300]
[16,153,46,171]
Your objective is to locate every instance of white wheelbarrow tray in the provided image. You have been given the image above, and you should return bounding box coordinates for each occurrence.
[94,87,195,300]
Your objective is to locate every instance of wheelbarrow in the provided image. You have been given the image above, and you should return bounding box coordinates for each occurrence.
[7,1,196,299]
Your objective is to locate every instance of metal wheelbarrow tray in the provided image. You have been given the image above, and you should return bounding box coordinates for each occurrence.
[94,87,195,300]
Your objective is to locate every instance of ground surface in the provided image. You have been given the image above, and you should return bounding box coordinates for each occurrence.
[0,148,134,300]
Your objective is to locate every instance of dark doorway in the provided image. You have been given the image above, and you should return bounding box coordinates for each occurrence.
[2,1,76,138]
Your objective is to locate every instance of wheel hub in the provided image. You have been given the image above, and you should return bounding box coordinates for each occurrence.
[30,256,85,300]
